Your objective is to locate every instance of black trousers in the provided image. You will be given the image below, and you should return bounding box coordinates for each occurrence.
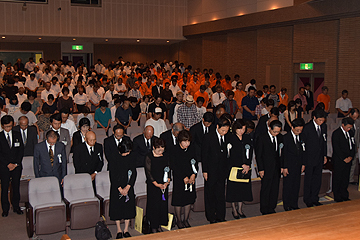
[283,164,302,209]
[204,179,226,222]
[303,161,323,204]
[260,169,280,215]
[333,159,352,201]
[0,165,22,212]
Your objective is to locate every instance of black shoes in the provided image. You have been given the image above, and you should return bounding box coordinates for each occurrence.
[305,202,314,207]
[237,210,246,218]
[284,207,292,211]
[313,202,322,206]
[2,211,8,217]
[209,220,217,224]
[183,220,191,228]
[13,208,23,215]
[232,211,240,219]
[123,232,131,238]
[176,221,185,229]
[116,232,123,239]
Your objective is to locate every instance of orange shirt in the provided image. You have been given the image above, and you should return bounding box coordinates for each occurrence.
[171,72,181,79]
[194,90,209,107]
[119,75,128,82]
[134,73,141,79]
[140,82,154,96]
[278,93,289,107]
[188,81,201,96]
[155,71,162,80]
[317,93,331,111]
[221,80,233,92]
[234,90,247,108]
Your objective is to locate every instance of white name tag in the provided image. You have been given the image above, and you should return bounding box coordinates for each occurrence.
[14,142,20,147]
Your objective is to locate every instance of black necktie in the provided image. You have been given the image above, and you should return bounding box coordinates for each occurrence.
[296,136,301,150]
[23,130,27,145]
[146,139,151,151]
[7,133,11,148]
[317,126,321,137]
[272,136,276,150]
[205,127,209,135]
[218,92,221,100]
[220,136,225,149]
[90,147,94,155]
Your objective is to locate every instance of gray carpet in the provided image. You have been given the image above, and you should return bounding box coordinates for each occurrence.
[2,184,360,240]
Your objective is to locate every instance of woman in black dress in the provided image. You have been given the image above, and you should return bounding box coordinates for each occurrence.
[109,138,137,239]
[170,130,197,229]
[226,119,253,219]
[71,117,90,152]
[145,137,171,233]
[41,94,58,114]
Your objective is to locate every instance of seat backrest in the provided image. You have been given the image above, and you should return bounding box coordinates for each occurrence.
[67,163,75,175]
[29,177,62,207]
[102,158,108,172]
[130,132,142,141]
[134,167,147,196]
[63,173,95,202]
[139,115,146,129]
[127,126,142,137]
[22,156,34,177]
[95,171,110,198]
[68,153,73,163]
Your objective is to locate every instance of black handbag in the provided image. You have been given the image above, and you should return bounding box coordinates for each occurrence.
[95,216,112,240]
[142,215,151,234]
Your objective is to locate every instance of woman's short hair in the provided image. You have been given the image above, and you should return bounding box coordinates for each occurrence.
[152,137,166,149]
[118,138,133,154]
[232,119,246,134]
[47,94,54,101]
[99,100,108,107]
[62,87,69,94]
[79,117,90,128]
[177,130,192,143]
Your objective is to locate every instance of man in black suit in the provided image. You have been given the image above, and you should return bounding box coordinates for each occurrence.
[254,107,279,145]
[33,130,67,184]
[190,112,215,162]
[332,117,356,202]
[202,117,231,223]
[73,131,104,193]
[133,125,155,167]
[304,83,314,114]
[0,115,24,217]
[302,109,327,207]
[160,122,184,154]
[282,118,306,211]
[13,116,38,156]
[104,124,130,171]
[256,120,283,215]
[151,78,163,99]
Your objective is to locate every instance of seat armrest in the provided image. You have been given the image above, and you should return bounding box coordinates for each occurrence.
[25,202,34,238]
[63,198,70,221]
[96,194,104,216]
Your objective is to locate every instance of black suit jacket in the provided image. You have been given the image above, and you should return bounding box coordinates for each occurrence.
[33,141,67,182]
[104,134,131,171]
[73,142,104,175]
[160,129,177,152]
[13,125,37,157]
[282,131,305,169]
[332,127,356,163]
[201,129,229,185]
[301,121,327,166]
[254,114,270,144]
[305,90,314,110]
[133,134,155,168]
[152,85,163,98]
[255,132,283,177]
[71,130,84,152]
[0,130,24,168]
[190,121,214,162]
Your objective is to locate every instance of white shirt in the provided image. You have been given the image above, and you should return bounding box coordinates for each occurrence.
[42,73,52,83]
[52,74,64,83]
[336,97,353,111]
[169,84,181,97]
[245,83,256,92]
[268,130,278,151]
[12,110,37,125]
[124,66,131,75]
[97,87,105,99]
[4,130,12,146]
[88,91,101,105]
[111,105,117,122]
[291,130,299,144]
[50,83,61,96]
[37,63,46,71]
[202,121,209,135]
[14,82,24,89]
[64,65,75,74]
[216,129,224,146]
[16,93,27,105]
[95,64,104,74]
[313,120,321,134]
[32,70,43,81]
[104,90,118,104]
[25,79,39,91]
[341,126,352,150]
[41,89,56,101]
[172,102,183,124]
[212,92,226,107]
[73,93,88,105]
[85,142,95,155]
[61,119,77,138]
[145,118,167,137]
[25,62,36,72]
[196,106,206,121]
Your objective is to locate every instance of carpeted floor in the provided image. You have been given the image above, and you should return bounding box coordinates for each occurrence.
[1,184,360,240]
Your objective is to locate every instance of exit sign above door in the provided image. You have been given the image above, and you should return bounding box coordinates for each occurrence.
[300,63,313,70]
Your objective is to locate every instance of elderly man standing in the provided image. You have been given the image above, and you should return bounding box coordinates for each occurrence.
[13,116,38,157]
[33,130,67,184]
[348,108,360,184]
[177,95,199,129]
[73,131,104,193]
[133,125,155,167]
[160,122,184,154]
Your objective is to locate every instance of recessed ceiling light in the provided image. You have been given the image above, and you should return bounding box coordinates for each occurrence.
[137,39,140,42]
[166,40,169,43]
[38,37,42,40]
[105,39,108,42]
[2,36,5,39]
[73,38,76,41]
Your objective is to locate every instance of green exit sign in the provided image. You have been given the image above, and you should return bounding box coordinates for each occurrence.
[300,63,313,70]
[72,45,83,50]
